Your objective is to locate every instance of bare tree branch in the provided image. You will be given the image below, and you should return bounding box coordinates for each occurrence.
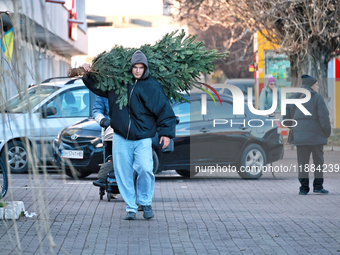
[171,0,340,97]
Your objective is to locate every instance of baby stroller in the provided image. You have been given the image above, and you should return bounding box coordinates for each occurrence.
[94,127,120,202]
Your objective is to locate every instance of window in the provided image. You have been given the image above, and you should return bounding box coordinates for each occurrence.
[45,88,89,117]
[207,101,234,119]
[265,51,291,87]
[173,101,203,123]
[4,86,58,113]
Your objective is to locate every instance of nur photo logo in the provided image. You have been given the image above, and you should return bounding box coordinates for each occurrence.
[200,85,313,128]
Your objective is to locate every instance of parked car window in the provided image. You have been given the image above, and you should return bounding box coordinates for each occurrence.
[235,113,246,118]
[77,92,90,116]
[3,86,58,113]
[221,85,254,98]
[45,88,90,118]
[207,101,234,119]
[221,89,232,96]
[216,80,255,106]
[173,101,202,123]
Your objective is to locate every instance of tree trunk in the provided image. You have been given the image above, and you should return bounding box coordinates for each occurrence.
[289,55,299,88]
[289,54,307,88]
[315,57,329,102]
[307,54,329,102]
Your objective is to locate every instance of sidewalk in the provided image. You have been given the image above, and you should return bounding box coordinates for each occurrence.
[0,150,339,255]
[284,145,340,151]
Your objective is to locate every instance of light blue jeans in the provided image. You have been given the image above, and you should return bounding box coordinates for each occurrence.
[113,133,155,213]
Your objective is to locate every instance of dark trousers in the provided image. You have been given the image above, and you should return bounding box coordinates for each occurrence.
[297,145,324,192]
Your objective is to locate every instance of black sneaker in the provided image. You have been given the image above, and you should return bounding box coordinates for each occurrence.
[124,212,136,220]
[313,188,329,194]
[137,204,143,211]
[299,190,308,195]
[141,205,154,219]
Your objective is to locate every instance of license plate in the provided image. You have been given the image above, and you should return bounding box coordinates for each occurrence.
[61,150,84,159]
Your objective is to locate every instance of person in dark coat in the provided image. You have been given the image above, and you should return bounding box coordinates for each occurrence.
[82,50,176,219]
[285,74,331,195]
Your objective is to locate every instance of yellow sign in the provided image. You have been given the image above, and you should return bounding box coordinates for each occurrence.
[249,64,254,72]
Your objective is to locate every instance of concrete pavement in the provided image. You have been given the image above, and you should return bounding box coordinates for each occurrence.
[0,150,339,255]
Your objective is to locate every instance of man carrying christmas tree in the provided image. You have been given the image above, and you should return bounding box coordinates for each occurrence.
[82,50,176,220]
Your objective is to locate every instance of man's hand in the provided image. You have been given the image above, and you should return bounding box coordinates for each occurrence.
[100,118,111,128]
[159,136,170,149]
[81,63,92,72]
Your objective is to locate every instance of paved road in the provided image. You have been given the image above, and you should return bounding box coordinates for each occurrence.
[0,150,339,255]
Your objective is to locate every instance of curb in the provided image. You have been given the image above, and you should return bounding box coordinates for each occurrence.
[284,145,340,151]
[0,201,25,220]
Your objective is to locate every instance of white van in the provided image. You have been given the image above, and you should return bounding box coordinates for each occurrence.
[0,77,95,173]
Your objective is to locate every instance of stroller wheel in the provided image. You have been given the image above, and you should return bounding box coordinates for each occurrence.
[99,187,105,200]
[107,192,111,202]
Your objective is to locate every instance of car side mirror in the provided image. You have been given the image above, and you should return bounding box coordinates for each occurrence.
[176,116,180,124]
[41,106,57,118]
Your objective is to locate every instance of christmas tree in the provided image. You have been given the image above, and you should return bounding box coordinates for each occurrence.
[69,30,228,109]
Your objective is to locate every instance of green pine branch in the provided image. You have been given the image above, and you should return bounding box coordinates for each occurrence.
[87,30,228,109]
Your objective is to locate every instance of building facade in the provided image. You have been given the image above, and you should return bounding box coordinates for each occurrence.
[72,0,187,66]
[0,0,88,101]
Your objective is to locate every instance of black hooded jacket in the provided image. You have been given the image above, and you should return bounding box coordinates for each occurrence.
[82,50,176,140]
[284,85,331,145]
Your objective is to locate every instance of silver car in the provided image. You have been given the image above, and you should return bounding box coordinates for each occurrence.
[0,77,95,173]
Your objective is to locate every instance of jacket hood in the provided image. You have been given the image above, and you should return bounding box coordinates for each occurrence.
[301,85,317,95]
[130,50,149,79]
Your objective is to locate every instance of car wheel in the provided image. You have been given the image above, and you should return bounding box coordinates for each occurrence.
[238,144,266,179]
[175,169,198,178]
[65,168,92,179]
[175,169,190,177]
[1,141,29,173]
[152,150,159,175]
